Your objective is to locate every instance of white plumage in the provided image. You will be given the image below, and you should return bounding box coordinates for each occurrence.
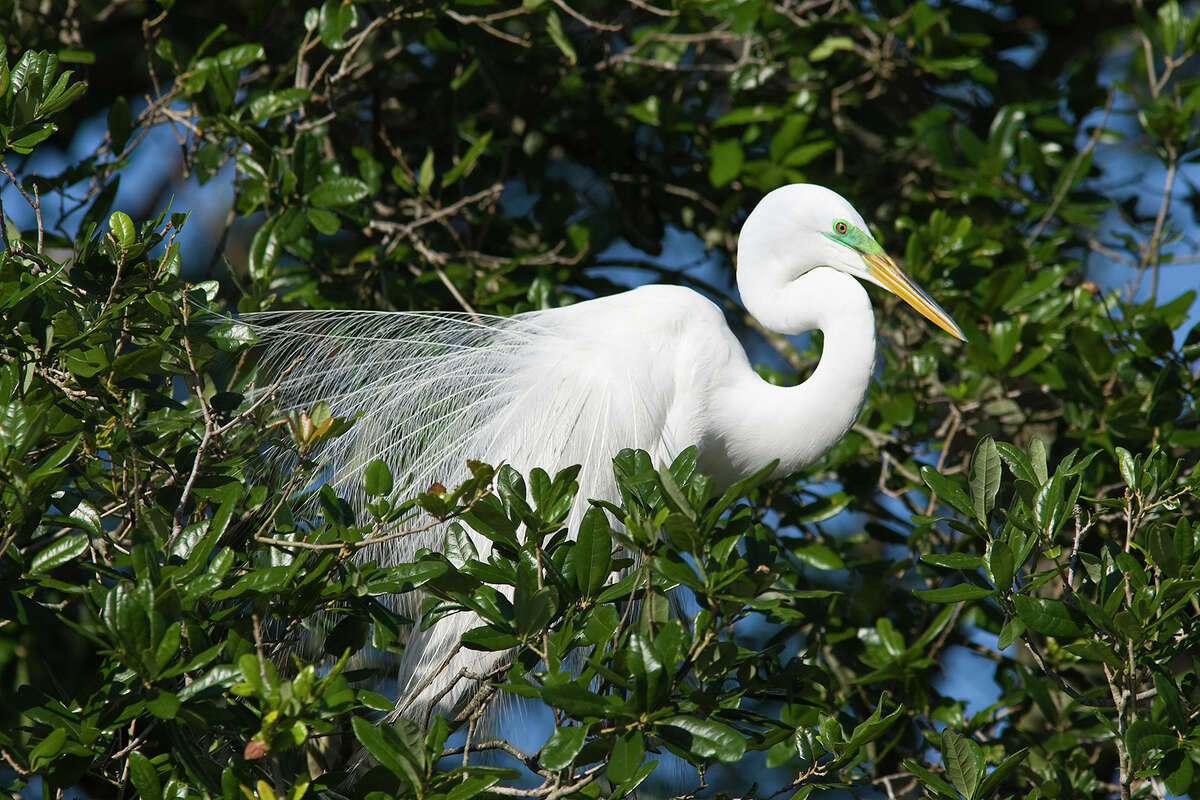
[247,184,964,716]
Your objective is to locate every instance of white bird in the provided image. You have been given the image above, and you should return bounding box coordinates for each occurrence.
[249,183,964,718]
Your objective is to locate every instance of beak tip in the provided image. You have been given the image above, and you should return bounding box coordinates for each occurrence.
[863,250,966,343]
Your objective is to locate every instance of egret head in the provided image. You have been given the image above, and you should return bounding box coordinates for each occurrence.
[737,184,965,340]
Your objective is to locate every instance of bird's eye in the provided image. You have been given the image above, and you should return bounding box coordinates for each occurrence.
[834,221,848,235]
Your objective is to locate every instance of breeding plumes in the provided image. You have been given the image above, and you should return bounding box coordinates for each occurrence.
[248,183,965,718]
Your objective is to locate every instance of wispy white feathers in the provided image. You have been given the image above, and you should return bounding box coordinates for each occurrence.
[244,297,703,715]
[250,309,548,518]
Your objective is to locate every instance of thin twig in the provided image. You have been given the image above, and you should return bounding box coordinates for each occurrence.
[1142,144,1177,301]
[390,642,464,720]
[1026,89,1114,247]
[214,354,307,437]
[251,613,270,688]
[0,185,9,255]
[1066,505,1093,588]
[255,515,442,552]
[1022,636,1114,708]
[372,183,503,238]
[445,8,531,48]
[626,0,678,16]
[924,406,961,515]
[549,0,620,31]
[171,300,216,543]
[31,183,42,255]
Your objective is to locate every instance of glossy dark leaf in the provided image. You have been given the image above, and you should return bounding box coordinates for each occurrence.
[569,506,612,596]
[921,467,976,520]
[941,729,983,800]
[658,716,746,762]
[307,176,370,207]
[968,436,1001,524]
[364,459,394,497]
[914,584,994,603]
[1013,595,1087,637]
[539,725,587,771]
[127,751,162,800]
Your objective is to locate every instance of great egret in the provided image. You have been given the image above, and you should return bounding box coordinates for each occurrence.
[250,183,964,717]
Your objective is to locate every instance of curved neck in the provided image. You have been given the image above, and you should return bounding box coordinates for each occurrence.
[704,268,877,482]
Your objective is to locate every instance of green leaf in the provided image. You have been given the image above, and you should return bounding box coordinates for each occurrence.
[783,140,833,167]
[607,730,645,784]
[985,539,1014,589]
[975,747,1028,798]
[627,95,661,126]
[29,727,67,770]
[709,139,743,187]
[128,751,163,800]
[1012,595,1086,637]
[914,583,994,603]
[790,491,852,524]
[658,716,746,762]
[810,35,855,61]
[216,43,264,69]
[307,177,370,207]
[417,147,435,194]
[794,542,845,570]
[920,552,984,570]
[1029,438,1049,483]
[37,69,86,116]
[1158,0,1182,51]
[318,0,358,48]
[461,625,519,651]
[442,130,493,187]
[904,758,959,799]
[146,690,181,720]
[921,466,976,520]
[968,436,1001,524]
[941,729,984,800]
[248,215,281,282]
[307,207,341,235]
[447,775,502,800]
[158,241,182,277]
[541,683,617,718]
[657,459,695,520]
[108,210,134,248]
[544,9,576,64]
[31,534,88,574]
[364,459,394,497]
[207,320,258,352]
[1032,474,1067,536]
[540,725,587,771]
[108,95,131,152]
[845,698,903,750]
[1115,447,1138,490]
[1125,720,1176,766]
[569,506,612,596]
[1154,671,1187,730]
[6,122,56,154]
[351,717,422,787]
[1063,640,1122,670]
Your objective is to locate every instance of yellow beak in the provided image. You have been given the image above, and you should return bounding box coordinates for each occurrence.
[861,251,966,341]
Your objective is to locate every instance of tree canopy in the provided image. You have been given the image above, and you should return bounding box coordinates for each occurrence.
[1,1,1199,799]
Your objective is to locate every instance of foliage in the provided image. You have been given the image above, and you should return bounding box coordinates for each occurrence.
[2,1,1199,799]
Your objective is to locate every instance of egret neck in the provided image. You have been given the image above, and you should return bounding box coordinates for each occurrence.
[706,267,876,482]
